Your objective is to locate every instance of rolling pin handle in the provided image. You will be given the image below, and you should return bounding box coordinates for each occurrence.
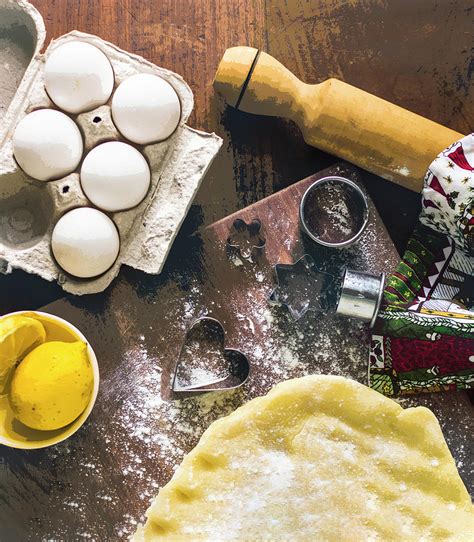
[214,46,260,108]
[214,46,463,192]
[214,46,307,122]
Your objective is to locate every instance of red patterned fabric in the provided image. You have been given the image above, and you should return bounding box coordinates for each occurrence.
[390,335,473,374]
[447,144,473,171]
[421,133,474,253]
[428,174,447,196]
[370,132,474,396]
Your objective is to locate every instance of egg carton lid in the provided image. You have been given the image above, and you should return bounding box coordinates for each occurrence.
[0,1,222,295]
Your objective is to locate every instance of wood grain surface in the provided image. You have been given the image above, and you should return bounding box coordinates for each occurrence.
[3,165,472,540]
[0,1,473,539]
[1,0,473,312]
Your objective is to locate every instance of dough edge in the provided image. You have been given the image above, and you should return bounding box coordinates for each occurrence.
[133,375,473,541]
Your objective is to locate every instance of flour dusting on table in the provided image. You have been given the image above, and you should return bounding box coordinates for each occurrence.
[16,171,472,541]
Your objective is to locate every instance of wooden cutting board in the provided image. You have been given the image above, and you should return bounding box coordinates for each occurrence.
[1,164,472,540]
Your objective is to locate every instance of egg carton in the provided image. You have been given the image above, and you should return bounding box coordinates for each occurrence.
[0,0,222,295]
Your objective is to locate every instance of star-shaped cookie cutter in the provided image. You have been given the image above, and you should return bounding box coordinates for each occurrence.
[226,218,266,259]
[268,254,335,321]
[172,317,250,395]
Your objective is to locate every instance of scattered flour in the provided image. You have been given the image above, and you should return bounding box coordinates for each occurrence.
[22,177,472,539]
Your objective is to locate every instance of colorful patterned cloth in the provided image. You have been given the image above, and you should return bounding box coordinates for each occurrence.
[420,133,473,254]
[369,134,474,396]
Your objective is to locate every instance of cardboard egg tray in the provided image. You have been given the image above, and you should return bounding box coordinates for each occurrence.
[0,0,222,295]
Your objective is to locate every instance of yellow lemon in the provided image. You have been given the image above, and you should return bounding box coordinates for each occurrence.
[0,315,46,391]
[9,341,94,431]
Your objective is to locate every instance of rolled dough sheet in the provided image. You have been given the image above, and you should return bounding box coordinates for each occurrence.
[134,376,473,541]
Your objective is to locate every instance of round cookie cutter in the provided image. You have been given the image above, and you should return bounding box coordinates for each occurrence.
[300,176,369,248]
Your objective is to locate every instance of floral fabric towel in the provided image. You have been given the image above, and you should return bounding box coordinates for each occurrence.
[369,134,474,396]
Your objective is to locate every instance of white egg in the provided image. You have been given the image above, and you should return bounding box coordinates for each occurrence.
[111,73,181,144]
[44,41,114,114]
[51,208,120,278]
[13,109,83,181]
[81,141,151,212]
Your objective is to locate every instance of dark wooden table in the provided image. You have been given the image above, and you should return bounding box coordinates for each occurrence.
[0,1,472,540]
[1,0,472,313]
[2,164,472,540]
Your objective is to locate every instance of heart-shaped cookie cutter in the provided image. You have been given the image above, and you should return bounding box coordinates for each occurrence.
[172,317,250,395]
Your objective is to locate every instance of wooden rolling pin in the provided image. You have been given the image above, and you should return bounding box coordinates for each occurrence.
[214,47,463,191]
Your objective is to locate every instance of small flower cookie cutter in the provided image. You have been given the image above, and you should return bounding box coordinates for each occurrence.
[226,218,266,259]
[172,317,250,395]
[268,254,335,321]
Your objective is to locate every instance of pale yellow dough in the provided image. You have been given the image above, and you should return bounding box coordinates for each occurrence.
[135,376,473,541]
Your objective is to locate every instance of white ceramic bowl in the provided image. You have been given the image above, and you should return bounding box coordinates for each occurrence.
[0,311,99,449]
